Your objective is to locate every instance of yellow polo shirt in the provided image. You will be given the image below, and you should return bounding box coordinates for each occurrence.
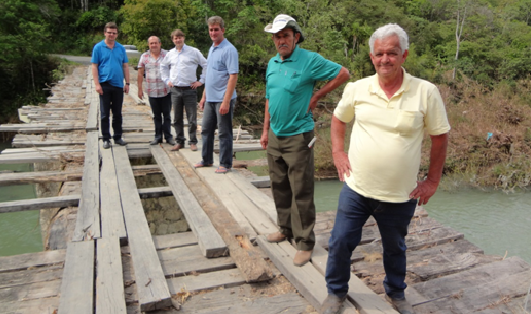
[334,69,451,203]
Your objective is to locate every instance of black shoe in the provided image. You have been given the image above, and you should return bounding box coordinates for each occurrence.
[321,294,347,314]
[103,140,111,149]
[114,138,127,146]
[150,139,162,145]
[166,138,176,145]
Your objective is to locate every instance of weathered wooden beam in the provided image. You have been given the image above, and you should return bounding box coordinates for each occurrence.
[150,145,227,258]
[57,240,95,314]
[73,131,101,241]
[0,195,79,213]
[95,236,127,314]
[113,145,171,312]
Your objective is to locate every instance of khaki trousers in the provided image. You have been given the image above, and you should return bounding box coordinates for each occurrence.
[267,129,316,251]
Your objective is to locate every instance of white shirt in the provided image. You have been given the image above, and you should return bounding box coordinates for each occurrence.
[160,44,207,87]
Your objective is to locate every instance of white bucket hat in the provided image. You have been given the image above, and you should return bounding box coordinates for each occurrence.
[264,14,305,43]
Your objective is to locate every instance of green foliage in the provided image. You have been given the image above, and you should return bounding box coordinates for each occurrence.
[120,0,197,50]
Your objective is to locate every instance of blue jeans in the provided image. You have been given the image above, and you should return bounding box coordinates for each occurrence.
[149,94,172,141]
[171,87,198,145]
[200,99,235,168]
[99,82,124,141]
[325,184,417,299]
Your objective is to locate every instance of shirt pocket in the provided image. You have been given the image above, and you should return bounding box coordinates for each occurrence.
[394,110,424,136]
[283,73,302,93]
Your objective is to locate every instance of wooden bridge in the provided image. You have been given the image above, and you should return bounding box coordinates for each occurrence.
[0,65,530,314]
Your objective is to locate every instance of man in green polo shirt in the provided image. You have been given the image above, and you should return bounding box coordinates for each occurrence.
[260,14,350,267]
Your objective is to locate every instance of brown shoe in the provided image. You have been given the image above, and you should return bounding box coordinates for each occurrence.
[385,295,415,314]
[190,143,198,151]
[293,250,312,267]
[321,294,347,314]
[266,232,286,243]
[171,143,183,151]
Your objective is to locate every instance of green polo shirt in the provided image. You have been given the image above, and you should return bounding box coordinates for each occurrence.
[266,46,342,136]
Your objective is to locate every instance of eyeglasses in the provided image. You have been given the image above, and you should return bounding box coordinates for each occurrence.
[106,32,118,35]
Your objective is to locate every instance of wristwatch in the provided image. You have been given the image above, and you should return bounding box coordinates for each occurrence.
[126,83,130,85]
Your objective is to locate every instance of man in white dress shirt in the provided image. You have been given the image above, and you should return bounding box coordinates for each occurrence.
[160,29,207,151]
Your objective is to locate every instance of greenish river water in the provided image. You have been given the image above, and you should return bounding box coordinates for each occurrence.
[0,143,42,256]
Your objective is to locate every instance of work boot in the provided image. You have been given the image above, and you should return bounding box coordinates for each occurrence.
[190,143,198,151]
[385,295,415,314]
[266,232,286,243]
[293,250,312,267]
[321,294,347,314]
[171,143,183,151]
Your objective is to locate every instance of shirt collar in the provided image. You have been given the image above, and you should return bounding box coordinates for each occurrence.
[273,45,301,63]
[212,38,228,49]
[369,67,412,96]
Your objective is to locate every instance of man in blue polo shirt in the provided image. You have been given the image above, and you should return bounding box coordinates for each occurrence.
[91,21,130,149]
[260,14,350,267]
[195,16,239,174]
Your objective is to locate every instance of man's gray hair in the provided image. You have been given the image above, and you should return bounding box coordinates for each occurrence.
[208,16,224,29]
[369,23,409,54]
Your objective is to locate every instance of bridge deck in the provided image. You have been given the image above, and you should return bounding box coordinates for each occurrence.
[0,65,529,314]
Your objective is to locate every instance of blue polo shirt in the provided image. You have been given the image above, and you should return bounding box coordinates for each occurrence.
[91,40,129,88]
[266,46,342,136]
[205,38,239,102]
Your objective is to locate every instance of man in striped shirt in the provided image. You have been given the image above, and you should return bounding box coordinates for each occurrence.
[137,36,175,145]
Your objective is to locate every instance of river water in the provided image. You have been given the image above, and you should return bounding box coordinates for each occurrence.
[1,148,529,266]
[0,143,42,256]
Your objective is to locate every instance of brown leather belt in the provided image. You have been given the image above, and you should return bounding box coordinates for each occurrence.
[173,86,192,90]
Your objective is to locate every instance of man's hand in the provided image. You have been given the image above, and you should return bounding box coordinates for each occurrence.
[409,179,439,206]
[199,98,205,110]
[260,131,268,149]
[332,151,351,182]
[138,89,143,99]
[307,95,318,113]
[124,85,129,94]
[219,100,230,115]
[167,82,174,88]
[95,85,103,96]
[191,81,203,89]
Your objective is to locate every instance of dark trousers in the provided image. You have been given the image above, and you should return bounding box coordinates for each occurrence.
[267,129,316,251]
[325,184,417,299]
[171,87,197,145]
[99,82,124,141]
[200,99,235,169]
[149,94,172,141]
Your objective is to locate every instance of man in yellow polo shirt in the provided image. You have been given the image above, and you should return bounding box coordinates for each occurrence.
[260,14,350,267]
[322,24,450,314]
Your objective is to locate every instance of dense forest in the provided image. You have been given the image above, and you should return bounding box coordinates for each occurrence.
[1,0,531,188]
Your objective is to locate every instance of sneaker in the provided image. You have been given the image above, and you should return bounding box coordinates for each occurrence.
[293,249,312,267]
[103,140,111,149]
[321,294,347,314]
[114,138,127,146]
[385,295,415,314]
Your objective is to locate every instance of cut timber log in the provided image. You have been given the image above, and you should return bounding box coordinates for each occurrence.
[150,145,227,258]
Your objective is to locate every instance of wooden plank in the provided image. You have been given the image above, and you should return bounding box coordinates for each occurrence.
[311,245,398,314]
[0,249,66,273]
[158,246,236,277]
[255,235,357,314]
[138,186,173,199]
[165,147,274,282]
[0,279,62,303]
[0,169,82,186]
[100,140,127,239]
[152,232,197,250]
[214,142,263,153]
[86,79,99,131]
[73,131,101,241]
[409,257,531,313]
[96,237,127,314]
[178,148,258,238]
[250,175,270,188]
[0,266,63,289]
[0,195,79,213]
[0,151,85,164]
[150,145,226,258]
[113,145,171,312]
[0,296,59,314]
[166,268,246,294]
[58,240,95,314]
